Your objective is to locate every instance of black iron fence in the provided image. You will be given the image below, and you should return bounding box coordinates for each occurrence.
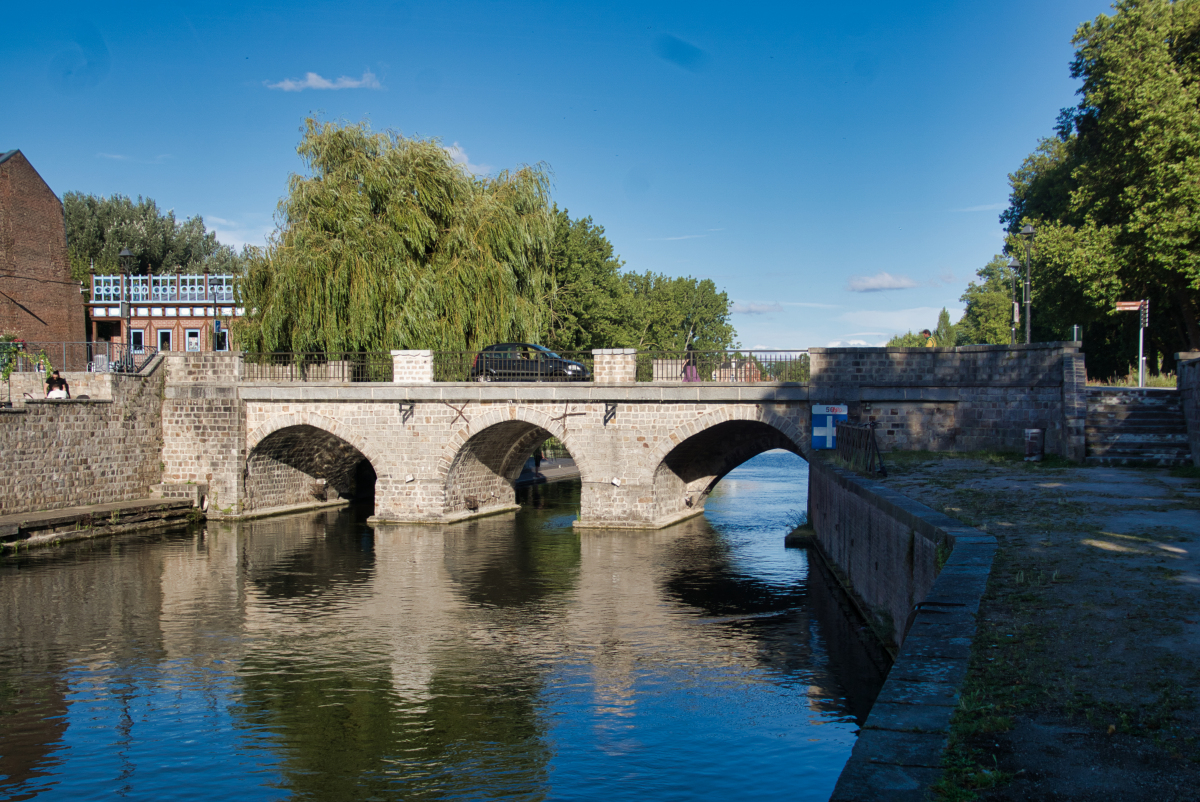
[1,342,159,374]
[634,350,809,383]
[432,350,595,382]
[835,421,887,477]
[241,352,394,382]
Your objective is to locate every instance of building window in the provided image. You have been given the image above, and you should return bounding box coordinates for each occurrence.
[158,330,173,352]
[185,329,201,352]
[130,330,145,353]
[213,330,229,351]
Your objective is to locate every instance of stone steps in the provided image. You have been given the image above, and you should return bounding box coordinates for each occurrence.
[1084,387,1192,467]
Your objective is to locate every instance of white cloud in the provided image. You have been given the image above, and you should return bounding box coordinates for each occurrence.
[732,302,783,315]
[444,142,491,175]
[953,202,1006,212]
[846,271,918,292]
[781,301,840,309]
[266,70,381,92]
[207,215,274,251]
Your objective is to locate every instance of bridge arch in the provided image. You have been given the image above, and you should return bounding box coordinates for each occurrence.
[244,413,382,513]
[648,405,810,525]
[435,406,595,519]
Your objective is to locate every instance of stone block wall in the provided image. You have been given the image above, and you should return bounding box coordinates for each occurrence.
[809,343,1084,458]
[592,349,636,383]
[0,361,165,515]
[160,353,244,515]
[1179,354,1200,466]
[392,350,433,384]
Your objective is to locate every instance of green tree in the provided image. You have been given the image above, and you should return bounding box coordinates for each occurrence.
[1003,0,1200,374]
[63,192,243,280]
[236,118,552,353]
[619,272,735,352]
[958,256,1018,345]
[543,208,629,353]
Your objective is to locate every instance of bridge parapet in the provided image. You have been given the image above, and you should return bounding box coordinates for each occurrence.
[391,350,433,384]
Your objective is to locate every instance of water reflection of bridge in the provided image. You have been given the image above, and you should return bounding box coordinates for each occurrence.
[0,504,888,798]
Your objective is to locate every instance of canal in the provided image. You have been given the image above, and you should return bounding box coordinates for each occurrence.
[0,451,888,801]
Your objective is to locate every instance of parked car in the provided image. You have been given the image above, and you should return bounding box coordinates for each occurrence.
[470,343,591,382]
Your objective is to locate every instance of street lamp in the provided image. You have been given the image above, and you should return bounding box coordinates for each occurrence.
[1007,257,1021,345]
[119,248,134,351]
[1021,224,1035,344]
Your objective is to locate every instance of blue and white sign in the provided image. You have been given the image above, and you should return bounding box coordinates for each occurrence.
[811,404,848,450]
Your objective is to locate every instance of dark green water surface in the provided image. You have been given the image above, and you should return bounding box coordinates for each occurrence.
[0,451,888,801]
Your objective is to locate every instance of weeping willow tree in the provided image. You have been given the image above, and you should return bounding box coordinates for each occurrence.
[236,118,552,353]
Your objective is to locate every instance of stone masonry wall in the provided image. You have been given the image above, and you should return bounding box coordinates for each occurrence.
[810,343,1083,458]
[808,457,998,800]
[160,353,244,515]
[7,371,115,401]
[1179,355,1200,467]
[392,350,433,384]
[0,359,165,515]
[592,349,636,383]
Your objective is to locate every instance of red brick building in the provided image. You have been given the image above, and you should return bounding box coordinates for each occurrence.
[0,150,86,344]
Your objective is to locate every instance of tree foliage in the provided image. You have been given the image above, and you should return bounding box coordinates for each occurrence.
[63,192,244,279]
[958,256,1018,345]
[885,309,956,347]
[236,118,553,353]
[543,209,736,354]
[997,0,1200,376]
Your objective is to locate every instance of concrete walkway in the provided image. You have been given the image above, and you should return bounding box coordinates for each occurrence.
[880,456,1200,800]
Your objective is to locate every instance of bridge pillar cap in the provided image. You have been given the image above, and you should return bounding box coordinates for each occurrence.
[390,350,432,356]
[592,348,637,356]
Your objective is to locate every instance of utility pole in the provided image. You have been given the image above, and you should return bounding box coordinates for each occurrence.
[1007,257,1021,345]
[1021,224,1035,344]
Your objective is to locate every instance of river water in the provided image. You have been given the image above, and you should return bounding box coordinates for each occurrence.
[0,451,888,801]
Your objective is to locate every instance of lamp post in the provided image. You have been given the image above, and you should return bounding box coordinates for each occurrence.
[1007,257,1021,345]
[119,248,134,352]
[1021,224,1035,344]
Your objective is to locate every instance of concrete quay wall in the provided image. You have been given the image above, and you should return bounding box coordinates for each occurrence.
[0,358,166,516]
[1179,353,1200,466]
[808,458,997,801]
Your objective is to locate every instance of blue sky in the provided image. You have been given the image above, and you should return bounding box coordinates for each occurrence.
[2,1,1115,349]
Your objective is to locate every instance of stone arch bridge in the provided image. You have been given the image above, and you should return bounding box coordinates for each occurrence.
[159,344,1084,528]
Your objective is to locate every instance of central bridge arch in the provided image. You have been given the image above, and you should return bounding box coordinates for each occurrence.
[436,406,596,520]
[647,406,810,526]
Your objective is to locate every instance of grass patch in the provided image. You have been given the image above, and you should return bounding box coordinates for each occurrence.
[1169,465,1200,480]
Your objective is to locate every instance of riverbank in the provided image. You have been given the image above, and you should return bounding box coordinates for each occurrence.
[515,456,580,487]
[0,497,198,549]
[876,453,1200,800]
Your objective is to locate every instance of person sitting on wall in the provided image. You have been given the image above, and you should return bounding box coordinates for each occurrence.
[45,370,71,399]
[922,329,936,348]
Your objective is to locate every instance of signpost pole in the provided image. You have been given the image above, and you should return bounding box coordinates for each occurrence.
[1139,300,1148,388]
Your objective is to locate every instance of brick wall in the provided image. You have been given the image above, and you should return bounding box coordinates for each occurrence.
[0,151,85,344]
[0,361,165,515]
[1179,354,1200,466]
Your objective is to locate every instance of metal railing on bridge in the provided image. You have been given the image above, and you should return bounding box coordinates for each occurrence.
[635,350,810,383]
[241,352,394,382]
[1,342,159,374]
[432,350,595,382]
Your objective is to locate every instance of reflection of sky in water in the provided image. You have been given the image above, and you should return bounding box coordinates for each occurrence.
[704,449,811,585]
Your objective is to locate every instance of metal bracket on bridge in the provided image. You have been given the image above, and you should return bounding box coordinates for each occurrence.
[604,402,617,427]
[398,402,414,424]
